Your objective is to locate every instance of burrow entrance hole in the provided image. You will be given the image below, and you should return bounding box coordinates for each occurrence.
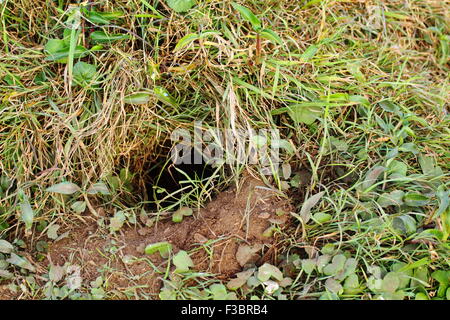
[140,146,227,210]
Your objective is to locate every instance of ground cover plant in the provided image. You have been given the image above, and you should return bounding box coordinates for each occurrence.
[0,0,449,300]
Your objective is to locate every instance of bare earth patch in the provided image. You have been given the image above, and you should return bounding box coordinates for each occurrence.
[45,176,292,298]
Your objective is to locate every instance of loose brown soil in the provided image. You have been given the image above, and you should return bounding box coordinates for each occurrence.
[43,175,292,299]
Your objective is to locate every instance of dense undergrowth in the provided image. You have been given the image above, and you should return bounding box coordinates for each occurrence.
[0,0,449,300]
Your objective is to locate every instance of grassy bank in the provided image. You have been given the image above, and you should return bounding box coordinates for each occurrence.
[0,0,449,300]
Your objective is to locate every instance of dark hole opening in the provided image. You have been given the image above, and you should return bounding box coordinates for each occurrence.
[143,147,221,210]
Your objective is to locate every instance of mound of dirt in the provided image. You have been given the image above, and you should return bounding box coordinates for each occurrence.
[45,175,292,298]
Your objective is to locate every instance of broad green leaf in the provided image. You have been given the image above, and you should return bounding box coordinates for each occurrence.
[417,229,443,241]
[393,215,417,235]
[0,175,11,190]
[442,209,450,241]
[209,283,228,300]
[377,190,404,207]
[391,262,413,289]
[257,263,283,282]
[344,274,361,294]
[367,276,383,292]
[174,33,199,52]
[415,292,429,300]
[231,2,261,30]
[329,137,349,152]
[44,45,88,62]
[0,240,13,254]
[411,266,429,288]
[36,240,48,253]
[321,243,336,255]
[404,193,429,207]
[85,11,123,24]
[312,212,332,224]
[124,92,151,104]
[436,187,449,217]
[281,164,291,180]
[388,160,407,176]
[323,254,346,276]
[90,31,130,43]
[347,63,366,82]
[300,191,325,223]
[227,269,254,290]
[263,280,280,295]
[431,270,449,298]
[260,28,283,45]
[317,255,331,273]
[349,95,370,107]
[368,265,382,279]
[381,272,401,293]
[418,154,435,175]
[47,224,60,240]
[319,291,339,300]
[173,250,194,273]
[109,211,126,232]
[153,86,178,107]
[94,11,124,20]
[46,182,80,195]
[301,259,316,274]
[20,200,34,230]
[261,226,276,238]
[44,39,66,55]
[335,258,358,281]
[287,104,323,124]
[85,11,113,24]
[361,166,385,190]
[0,270,13,280]
[172,206,192,222]
[386,147,399,160]
[399,143,419,155]
[86,182,111,195]
[166,0,196,13]
[379,100,400,113]
[271,139,294,154]
[397,258,430,273]
[325,278,343,294]
[145,242,172,258]
[159,288,176,300]
[381,290,406,300]
[73,61,97,86]
[300,45,318,61]
[6,253,36,272]
[49,264,65,282]
[172,212,183,223]
[71,201,87,213]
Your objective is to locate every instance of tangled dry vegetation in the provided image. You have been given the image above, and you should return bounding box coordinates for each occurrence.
[0,0,449,300]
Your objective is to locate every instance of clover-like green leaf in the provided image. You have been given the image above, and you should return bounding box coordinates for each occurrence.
[145,242,173,258]
[257,263,283,282]
[173,250,194,273]
[73,61,97,86]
